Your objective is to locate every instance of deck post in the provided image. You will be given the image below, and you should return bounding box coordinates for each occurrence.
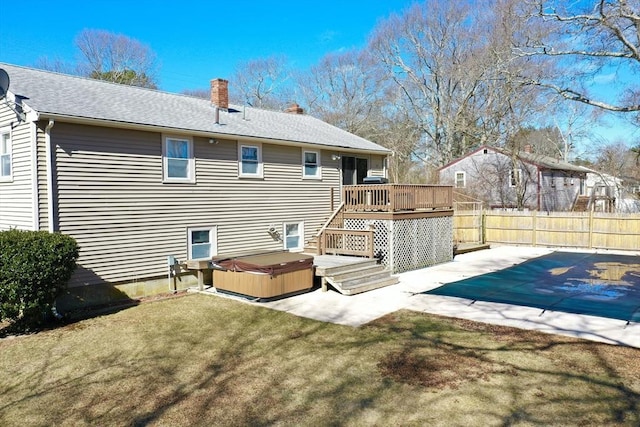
[321,277,328,292]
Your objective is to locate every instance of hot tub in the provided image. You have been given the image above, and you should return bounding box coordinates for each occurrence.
[212,251,314,299]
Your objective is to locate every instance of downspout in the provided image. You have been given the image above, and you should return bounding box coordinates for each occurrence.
[30,121,39,230]
[44,119,55,232]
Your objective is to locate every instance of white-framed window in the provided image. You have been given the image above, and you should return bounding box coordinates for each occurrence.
[509,168,522,187]
[0,128,11,181]
[238,143,262,178]
[163,136,194,182]
[302,150,321,179]
[283,221,304,251]
[187,227,217,259]
[454,171,465,188]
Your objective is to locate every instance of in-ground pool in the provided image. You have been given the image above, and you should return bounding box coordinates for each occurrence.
[425,251,640,323]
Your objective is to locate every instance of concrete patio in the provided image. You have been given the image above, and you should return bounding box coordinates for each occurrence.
[208,245,640,348]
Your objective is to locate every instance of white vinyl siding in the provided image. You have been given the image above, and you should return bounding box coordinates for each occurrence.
[0,127,11,181]
[188,227,217,259]
[238,143,262,178]
[302,150,321,179]
[50,123,340,287]
[283,221,303,251]
[163,136,194,182]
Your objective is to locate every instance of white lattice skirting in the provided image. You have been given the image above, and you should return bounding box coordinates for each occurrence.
[345,216,453,273]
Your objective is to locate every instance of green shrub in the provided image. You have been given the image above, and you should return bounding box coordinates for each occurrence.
[0,230,79,325]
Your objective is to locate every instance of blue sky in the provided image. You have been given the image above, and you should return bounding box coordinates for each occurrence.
[0,0,415,92]
[0,0,637,148]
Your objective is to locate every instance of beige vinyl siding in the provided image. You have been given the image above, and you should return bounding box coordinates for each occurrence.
[52,123,341,287]
[0,103,35,230]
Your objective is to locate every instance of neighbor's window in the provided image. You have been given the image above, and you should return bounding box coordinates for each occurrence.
[454,171,465,188]
[283,222,304,251]
[163,136,194,182]
[509,169,522,187]
[302,150,320,179]
[239,144,262,178]
[0,129,11,181]
[188,227,217,259]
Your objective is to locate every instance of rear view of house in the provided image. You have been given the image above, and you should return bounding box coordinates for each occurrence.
[0,63,392,307]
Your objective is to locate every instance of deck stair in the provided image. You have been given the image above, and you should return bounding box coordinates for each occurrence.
[303,236,320,254]
[572,195,590,212]
[313,256,399,296]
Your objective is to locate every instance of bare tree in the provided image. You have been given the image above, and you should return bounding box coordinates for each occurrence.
[180,88,209,99]
[33,56,76,74]
[230,55,291,109]
[75,29,158,88]
[518,1,640,115]
[369,0,549,167]
[298,50,386,136]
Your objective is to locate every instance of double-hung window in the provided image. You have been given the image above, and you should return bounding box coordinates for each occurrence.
[188,227,217,259]
[0,128,11,181]
[509,169,522,187]
[163,136,194,182]
[283,222,304,251]
[239,144,262,178]
[302,150,320,179]
[454,171,465,188]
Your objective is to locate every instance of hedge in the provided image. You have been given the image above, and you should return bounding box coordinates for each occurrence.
[0,229,79,324]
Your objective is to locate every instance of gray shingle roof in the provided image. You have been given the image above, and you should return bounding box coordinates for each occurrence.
[516,150,588,173]
[1,63,390,154]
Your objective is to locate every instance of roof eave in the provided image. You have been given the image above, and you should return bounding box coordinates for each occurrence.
[36,112,391,154]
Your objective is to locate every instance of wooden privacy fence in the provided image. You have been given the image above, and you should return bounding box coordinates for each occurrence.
[454,210,640,251]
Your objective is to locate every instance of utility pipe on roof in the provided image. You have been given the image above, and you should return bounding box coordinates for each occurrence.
[45,119,55,232]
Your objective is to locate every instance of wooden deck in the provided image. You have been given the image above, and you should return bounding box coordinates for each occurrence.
[343,184,453,212]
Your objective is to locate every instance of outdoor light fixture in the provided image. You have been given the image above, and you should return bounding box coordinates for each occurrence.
[331,154,341,161]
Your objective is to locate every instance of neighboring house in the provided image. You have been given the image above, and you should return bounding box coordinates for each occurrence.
[619,176,640,213]
[439,145,587,211]
[0,63,391,306]
[583,169,620,213]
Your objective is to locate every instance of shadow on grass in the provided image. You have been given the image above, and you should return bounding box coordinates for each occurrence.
[1,295,639,426]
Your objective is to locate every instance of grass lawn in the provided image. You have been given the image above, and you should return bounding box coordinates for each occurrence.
[1,293,639,426]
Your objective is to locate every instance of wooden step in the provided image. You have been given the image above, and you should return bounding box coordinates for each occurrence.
[316,259,379,276]
[329,264,387,282]
[318,257,398,296]
[339,276,400,295]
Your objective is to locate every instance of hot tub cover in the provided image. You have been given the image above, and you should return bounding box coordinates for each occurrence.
[213,252,314,276]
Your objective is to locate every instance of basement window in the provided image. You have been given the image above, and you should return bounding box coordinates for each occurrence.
[163,136,194,183]
[283,221,304,251]
[0,128,11,181]
[188,227,217,259]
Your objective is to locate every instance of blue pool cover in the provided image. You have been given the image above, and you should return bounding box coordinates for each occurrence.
[425,251,640,323]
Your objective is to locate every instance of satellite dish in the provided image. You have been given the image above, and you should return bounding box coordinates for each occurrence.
[0,69,9,100]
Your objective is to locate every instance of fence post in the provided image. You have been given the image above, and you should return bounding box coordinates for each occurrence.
[532,210,537,247]
[588,210,594,249]
[481,209,487,244]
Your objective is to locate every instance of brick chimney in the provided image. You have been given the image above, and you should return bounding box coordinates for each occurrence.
[284,103,304,114]
[210,78,229,110]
